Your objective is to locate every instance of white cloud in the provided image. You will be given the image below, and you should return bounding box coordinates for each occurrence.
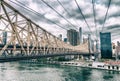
[5,0,120,43]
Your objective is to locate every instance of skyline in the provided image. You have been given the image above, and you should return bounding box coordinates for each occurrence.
[7,0,120,43]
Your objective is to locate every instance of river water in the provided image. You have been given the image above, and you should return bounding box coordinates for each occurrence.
[0,62,120,81]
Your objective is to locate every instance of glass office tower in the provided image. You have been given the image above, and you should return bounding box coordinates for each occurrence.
[100,32,112,59]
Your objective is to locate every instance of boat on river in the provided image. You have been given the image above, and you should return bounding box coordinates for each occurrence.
[60,61,120,71]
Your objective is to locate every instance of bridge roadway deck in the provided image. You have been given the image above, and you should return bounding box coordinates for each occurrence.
[0,44,46,49]
[0,52,95,62]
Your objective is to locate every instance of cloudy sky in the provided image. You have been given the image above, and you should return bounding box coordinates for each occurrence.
[7,0,120,43]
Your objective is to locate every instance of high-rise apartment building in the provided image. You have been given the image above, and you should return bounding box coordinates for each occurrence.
[67,29,79,46]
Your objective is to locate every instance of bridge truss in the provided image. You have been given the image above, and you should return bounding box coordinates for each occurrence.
[0,0,86,58]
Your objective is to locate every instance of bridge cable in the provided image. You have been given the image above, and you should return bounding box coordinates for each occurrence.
[41,0,78,30]
[92,0,98,40]
[74,0,94,38]
[56,0,80,26]
[9,0,68,30]
[101,0,111,32]
[15,0,77,30]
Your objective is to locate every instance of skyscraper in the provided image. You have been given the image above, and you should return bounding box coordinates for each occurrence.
[95,40,99,52]
[58,34,62,40]
[91,40,94,52]
[88,34,92,53]
[117,41,120,46]
[79,27,82,44]
[2,31,7,45]
[100,32,112,59]
[67,29,79,46]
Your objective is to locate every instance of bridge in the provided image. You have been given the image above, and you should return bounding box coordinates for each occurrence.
[0,0,97,62]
